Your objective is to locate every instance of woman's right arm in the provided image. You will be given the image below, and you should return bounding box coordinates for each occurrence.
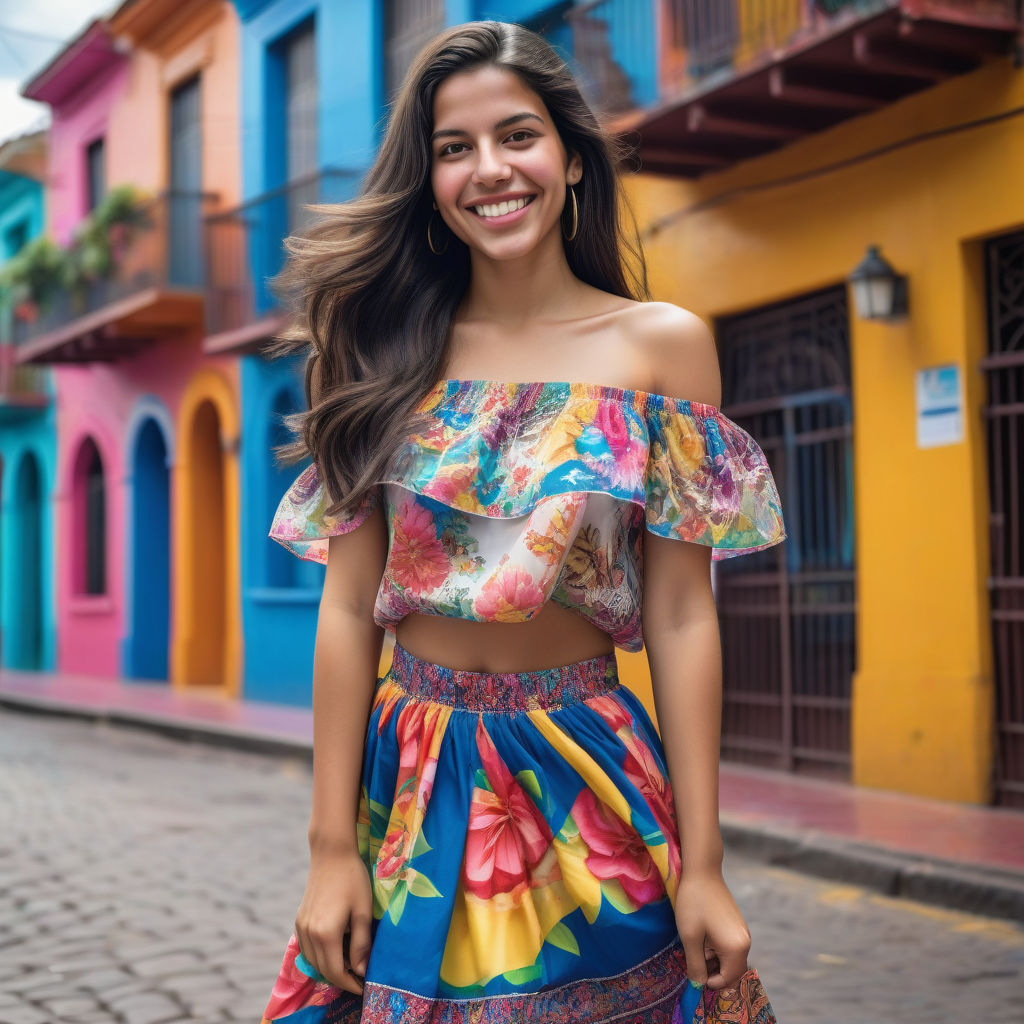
[295,496,389,996]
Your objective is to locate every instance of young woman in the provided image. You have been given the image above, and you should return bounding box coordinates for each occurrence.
[258,20,785,1024]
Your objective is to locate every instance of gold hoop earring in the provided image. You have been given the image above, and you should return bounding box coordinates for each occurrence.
[562,184,578,241]
[427,201,450,255]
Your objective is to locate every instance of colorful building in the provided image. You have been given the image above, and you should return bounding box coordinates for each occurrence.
[566,0,1024,807]
[0,128,56,673]
[5,0,1022,811]
[221,0,383,706]
[15,2,243,694]
[224,0,607,706]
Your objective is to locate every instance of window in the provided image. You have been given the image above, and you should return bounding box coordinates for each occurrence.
[86,137,106,211]
[384,0,444,103]
[75,439,106,595]
[168,75,203,286]
[284,19,318,185]
[3,219,29,260]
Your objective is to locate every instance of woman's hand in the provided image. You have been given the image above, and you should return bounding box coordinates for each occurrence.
[294,846,374,996]
[674,867,752,991]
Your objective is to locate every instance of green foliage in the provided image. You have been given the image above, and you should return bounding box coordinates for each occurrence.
[0,184,152,318]
[0,236,66,310]
[66,184,152,290]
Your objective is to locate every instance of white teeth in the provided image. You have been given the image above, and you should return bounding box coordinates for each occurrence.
[472,195,533,218]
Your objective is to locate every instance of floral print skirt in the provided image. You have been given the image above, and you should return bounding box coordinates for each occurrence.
[259,641,778,1024]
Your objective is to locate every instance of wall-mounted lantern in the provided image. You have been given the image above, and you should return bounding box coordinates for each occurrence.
[848,244,908,322]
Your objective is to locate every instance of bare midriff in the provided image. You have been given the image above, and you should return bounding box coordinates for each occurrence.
[393,601,616,673]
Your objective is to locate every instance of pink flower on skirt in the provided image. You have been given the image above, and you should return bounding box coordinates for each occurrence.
[463,718,555,900]
[261,934,337,1020]
[376,824,412,882]
[373,700,446,888]
[571,787,664,907]
[394,700,441,815]
[589,695,682,881]
[623,739,681,880]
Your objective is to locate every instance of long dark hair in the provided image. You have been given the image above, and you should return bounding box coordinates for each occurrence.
[266,19,650,519]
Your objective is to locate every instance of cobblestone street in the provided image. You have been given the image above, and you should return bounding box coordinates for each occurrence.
[1,708,1021,1024]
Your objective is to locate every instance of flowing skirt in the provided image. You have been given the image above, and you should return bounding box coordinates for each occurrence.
[259,641,778,1024]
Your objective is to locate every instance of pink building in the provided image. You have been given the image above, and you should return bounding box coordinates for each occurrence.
[17,2,244,694]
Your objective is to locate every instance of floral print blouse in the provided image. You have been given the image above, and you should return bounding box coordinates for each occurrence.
[268,379,787,652]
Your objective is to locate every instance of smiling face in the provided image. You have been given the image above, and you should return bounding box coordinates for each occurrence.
[429,64,582,263]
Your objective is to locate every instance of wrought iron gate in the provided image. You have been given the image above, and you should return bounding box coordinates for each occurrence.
[715,285,857,778]
[983,229,1024,809]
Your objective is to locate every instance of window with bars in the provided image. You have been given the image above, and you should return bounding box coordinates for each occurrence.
[283,18,318,185]
[384,0,445,103]
[169,75,203,287]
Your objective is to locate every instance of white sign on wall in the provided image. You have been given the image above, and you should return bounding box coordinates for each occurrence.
[916,363,963,448]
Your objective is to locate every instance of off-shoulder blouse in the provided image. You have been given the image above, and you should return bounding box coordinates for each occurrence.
[268,379,787,653]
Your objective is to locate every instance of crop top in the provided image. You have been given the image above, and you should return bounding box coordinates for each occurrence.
[268,378,786,653]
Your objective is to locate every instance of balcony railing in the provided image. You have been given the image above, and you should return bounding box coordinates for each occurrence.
[13,189,216,363]
[568,0,1023,175]
[204,169,362,354]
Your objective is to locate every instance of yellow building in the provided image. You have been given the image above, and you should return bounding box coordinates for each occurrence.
[572,0,1024,808]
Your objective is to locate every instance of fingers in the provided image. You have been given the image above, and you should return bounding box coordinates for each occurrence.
[703,939,750,991]
[328,926,365,996]
[348,909,373,978]
[683,927,752,991]
[297,921,365,997]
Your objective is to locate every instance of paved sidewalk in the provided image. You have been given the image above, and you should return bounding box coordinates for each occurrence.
[3,664,1023,923]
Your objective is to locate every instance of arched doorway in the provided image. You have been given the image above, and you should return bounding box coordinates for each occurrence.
[11,451,44,669]
[186,399,226,686]
[128,418,170,680]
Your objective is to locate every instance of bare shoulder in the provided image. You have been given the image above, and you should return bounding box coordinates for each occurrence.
[619,300,722,407]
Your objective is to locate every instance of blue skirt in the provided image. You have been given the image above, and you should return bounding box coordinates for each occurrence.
[259,642,778,1023]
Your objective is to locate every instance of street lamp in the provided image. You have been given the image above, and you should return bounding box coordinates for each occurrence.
[848,244,908,321]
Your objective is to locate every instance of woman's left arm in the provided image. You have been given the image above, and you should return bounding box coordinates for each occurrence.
[638,302,752,992]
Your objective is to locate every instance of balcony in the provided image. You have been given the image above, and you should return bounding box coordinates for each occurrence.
[568,0,1023,176]
[203,169,362,355]
[13,190,216,364]
[0,345,49,422]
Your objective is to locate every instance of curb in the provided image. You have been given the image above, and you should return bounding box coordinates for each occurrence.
[0,690,314,761]
[720,817,1024,924]
[4,690,1023,925]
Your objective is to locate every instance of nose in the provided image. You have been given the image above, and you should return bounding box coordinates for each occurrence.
[471,140,511,185]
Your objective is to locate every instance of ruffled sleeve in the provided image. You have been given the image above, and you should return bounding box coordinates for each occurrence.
[268,461,379,564]
[642,395,786,559]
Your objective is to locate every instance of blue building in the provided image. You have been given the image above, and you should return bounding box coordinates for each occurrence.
[0,128,57,672]
[219,1,596,705]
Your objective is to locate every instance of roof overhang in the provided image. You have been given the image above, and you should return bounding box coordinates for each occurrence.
[21,20,122,108]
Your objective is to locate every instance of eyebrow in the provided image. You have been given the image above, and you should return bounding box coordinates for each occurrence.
[430,111,544,143]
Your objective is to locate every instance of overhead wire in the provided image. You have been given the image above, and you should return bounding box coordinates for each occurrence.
[640,102,1024,239]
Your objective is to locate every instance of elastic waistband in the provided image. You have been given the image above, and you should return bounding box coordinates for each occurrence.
[385,641,620,712]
